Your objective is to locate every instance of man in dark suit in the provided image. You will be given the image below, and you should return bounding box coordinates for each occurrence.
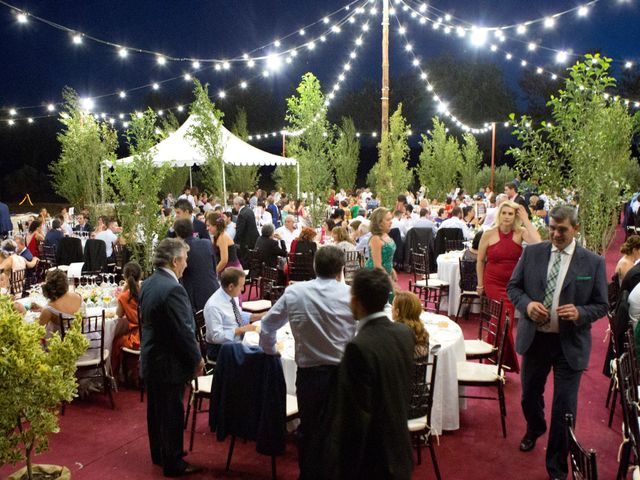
[309,268,414,479]
[233,196,259,268]
[504,181,531,218]
[173,218,219,312]
[139,238,204,477]
[167,199,209,240]
[44,219,65,250]
[72,213,93,233]
[507,205,607,480]
[0,201,11,238]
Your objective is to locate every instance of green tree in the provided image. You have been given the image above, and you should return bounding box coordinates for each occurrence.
[160,167,190,198]
[227,107,259,193]
[0,297,88,480]
[109,109,170,273]
[417,118,461,200]
[475,165,517,193]
[186,80,225,196]
[275,73,334,197]
[459,133,484,195]
[51,88,118,208]
[509,54,638,253]
[332,117,360,191]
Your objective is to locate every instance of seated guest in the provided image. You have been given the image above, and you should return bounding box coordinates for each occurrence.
[392,291,429,357]
[532,199,549,225]
[275,215,300,252]
[439,206,474,240]
[0,239,37,290]
[56,213,73,237]
[462,230,483,262]
[322,219,335,243]
[463,205,478,228]
[206,212,242,274]
[95,218,120,260]
[331,226,355,252]
[434,207,447,226]
[615,235,640,284]
[35,269,83,338]
[14,235,38,283]
[26,220,45,257]
[255,223,287,268]
[412,207,437,234]
[44,219,65,250]
[112,262,142,376]
[73,213,93,233]
[203,268,264,361]
[292,227,318,257]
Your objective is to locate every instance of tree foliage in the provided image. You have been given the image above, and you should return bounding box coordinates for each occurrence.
[0,296,88,480]
[109,109,170,273]
[51,88,118,208]
[475,165,517,193]
[417,118,461,200]
[276,73,334,196]
[186,80,225,196]
[332,117,360,191]
[459,133,484,195]
[227,107,259,194]
[509,54,638,253]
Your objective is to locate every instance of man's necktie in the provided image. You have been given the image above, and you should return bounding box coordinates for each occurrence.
[543,250,564,310]
[230,298,242,327]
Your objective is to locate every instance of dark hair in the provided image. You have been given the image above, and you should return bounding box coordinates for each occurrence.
[173,218,194,239]
[42,269,69,301]
[28,219,42,234]
[324,218,336,232]
[534,199,545,211]
[397,194,407,204]
[462,206,474,218]
[504,182,518,192]
[223,211,233,220]
[437,208,445,216]
[419,208,429,218]
[621,235,640,255]
[472,230,483,250]
[174,198,194,213]
[220,267,246,289]
[314,245,346,277]
[340,200,349,208]
[206,212,226,243]
[123,262,142,303]
[450,206,462,218]
[51,219,61,229]
[406,204,414,213]
[351,268,391,314]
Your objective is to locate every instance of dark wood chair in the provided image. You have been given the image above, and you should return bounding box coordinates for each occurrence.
[344,250,363,285]
[457,312,510,438]
[464,297,504,362]
[41,244,58,268]
[261,265,285,302]
[408,346,441,480]
[456,257,480,321]
[445,239,465,252]
[408,250,449,313]
[566,413,598,480]
[615,350,640,479]
[605,313,623,428]
[244,249,263,300]
[9,269,27,298]
[288,252,316,282]
[59,311,115,409]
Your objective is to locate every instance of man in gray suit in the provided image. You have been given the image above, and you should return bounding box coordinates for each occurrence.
[507,205,607,480]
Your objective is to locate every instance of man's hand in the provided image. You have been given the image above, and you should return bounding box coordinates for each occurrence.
[195,358,205,376]
[527,301,549,324]
[556,304,580,323]
[237,324,257,335]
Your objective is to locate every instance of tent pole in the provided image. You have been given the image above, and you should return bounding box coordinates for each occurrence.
[296,162,300,200]
[189,166,193,188]
[100,164,104,205]
[222,161,228,209]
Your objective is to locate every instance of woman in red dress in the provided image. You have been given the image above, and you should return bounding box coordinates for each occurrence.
[26,220,45,257]
[476,200,541,373]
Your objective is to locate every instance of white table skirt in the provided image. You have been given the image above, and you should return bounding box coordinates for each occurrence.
[437,250,466,316]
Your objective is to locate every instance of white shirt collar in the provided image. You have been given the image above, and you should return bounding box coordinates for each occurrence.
[551,238,576,255]
[357,311,388,332]
[160,267,179,283]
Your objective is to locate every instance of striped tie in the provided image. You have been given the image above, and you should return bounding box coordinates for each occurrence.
[543,250,563,310]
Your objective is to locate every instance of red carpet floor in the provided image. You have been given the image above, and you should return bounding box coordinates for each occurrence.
[1,229,627,479]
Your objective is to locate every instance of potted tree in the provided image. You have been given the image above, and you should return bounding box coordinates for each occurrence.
[0,295,89,480]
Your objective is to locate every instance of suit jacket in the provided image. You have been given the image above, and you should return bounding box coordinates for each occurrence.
[73,223,93,233]
[44,229,64,250]
[507,241,608,371]
[167,218,209,240]
[403,227,435,273]
[266,203,280,228]
[181,236,220,311]
[621,263,640,294]
[139,269,202,384]
[235,206,259,251]
[255,236,287,268]
[0,202,11,235]
[309,313,414,479]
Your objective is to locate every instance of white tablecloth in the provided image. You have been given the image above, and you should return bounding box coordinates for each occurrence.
[437,250,466,316]
[245,311,464,434]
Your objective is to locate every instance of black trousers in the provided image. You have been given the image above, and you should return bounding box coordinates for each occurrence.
[297,365,338,479]
[146,379,188,476]
[521,332,583,479]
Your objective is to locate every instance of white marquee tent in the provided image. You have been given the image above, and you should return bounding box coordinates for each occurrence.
[109,115,299,201]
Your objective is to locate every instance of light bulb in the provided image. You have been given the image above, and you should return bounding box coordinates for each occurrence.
[331,25,341,33]
[516,24,527,35]
[247,59,255,68]
[528,42,537,51]
[307,41,316,50]
[274,40,281,47]
[152,83,160,90]
[72,34,82,45]
[470,28,488,47]
[505,53,512,60]
[8,119,15,126]
[555,50,568,63]
[157,56,166,65]
[80,98,94,110]
[240,81,248,89]
[625,61,634,69]
[9,108,16,116]
[47,104,55,112]
[299,29,305,36]
[192,61,200,69]
[184,73,192,81]
[223,61,230,70]
[17,12,28,23]
[577,5,589,17]
[157,110,164,116]
[355,37,363,46]
[266,54,282,70]
[323,16,330,24]
[543,17,556,29]
[404,43,413,51]
[398,26,406,34]
[118,48,128,58]
[119,91,126,98]
[536,67,543,74]
[362,23,370,32]
[177,106,184,112]
[320,35,327,42]
[28,118,33,124]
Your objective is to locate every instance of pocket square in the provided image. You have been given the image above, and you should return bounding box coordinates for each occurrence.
[576,276,592,281]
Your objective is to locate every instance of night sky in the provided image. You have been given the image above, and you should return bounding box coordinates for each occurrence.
[0,0,639,182]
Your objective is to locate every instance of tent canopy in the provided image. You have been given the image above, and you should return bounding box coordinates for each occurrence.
[113,114,296,167]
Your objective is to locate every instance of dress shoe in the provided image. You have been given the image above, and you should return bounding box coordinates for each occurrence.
[164,463,205,477]
[519,431,542,452]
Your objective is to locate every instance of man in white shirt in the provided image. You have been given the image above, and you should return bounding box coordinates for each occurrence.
[411,208,437,234]
[483,193,507,230]
[274,215,299,251]
[260,246,356,476]
[95,219,120,259]
[223,211,236,240]
[439,206,474,240]
[203,268,264,361]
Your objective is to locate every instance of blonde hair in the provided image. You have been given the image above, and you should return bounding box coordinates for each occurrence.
[393,291,429,347]
[492,200,524,230]
[369,207,390,236]
[331,226,353,244]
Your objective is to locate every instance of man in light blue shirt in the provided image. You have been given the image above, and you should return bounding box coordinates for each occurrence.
[259,245,355,476]
[203,268,264,360]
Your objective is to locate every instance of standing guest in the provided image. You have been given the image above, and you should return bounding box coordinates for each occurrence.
[223,211,236,240]
[308,268,414,479]
[205,212,242,274]
[615,235,640,284]
[254,223,287,268]
[95,219,120,260]
[504,181,531,217]
[44,219,65,250]
[162,193,175,210]
[73,213,93,233]
[167,199,209,240]
[266,196,281,228]
[26,220,45,257]
[476,200,541,373]
[177,187,196,209]
[203,268,263,361]
[260,246,356,476]
[392,290,429,357]
[112,262,142,376]
[275,215,300,252]
[233,196,259,268]
[507,205,607,480]
[364,207,397,290]
[173,219,220,312]
[139,238,204,477]
[0,201,12,238]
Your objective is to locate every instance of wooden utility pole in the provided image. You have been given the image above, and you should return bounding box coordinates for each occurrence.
[381,0,390,137]
[490,122,496,191]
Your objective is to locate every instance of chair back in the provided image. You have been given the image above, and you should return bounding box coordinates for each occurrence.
[246,249,263,280]
[343,250,363,285]
[410,249,429,282]
[607,272,620,314]
[288,252,316,282]
[625,327,640,384]
[459,258,478,292]
[9,269,27,297]
[445,239,465,252]
[113,243,127,272]
[494,312,510,378]
[194,309,206,344]
[42,244,57,267]
[408,346,439,422]
[261,265,284,302]
[478,296,504,358]
[565,413,598,480]
[617,351,640,464]
[83,239,108,273]
[59,311,106,365]
[435,228,464,257]
[55,236,83,266]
